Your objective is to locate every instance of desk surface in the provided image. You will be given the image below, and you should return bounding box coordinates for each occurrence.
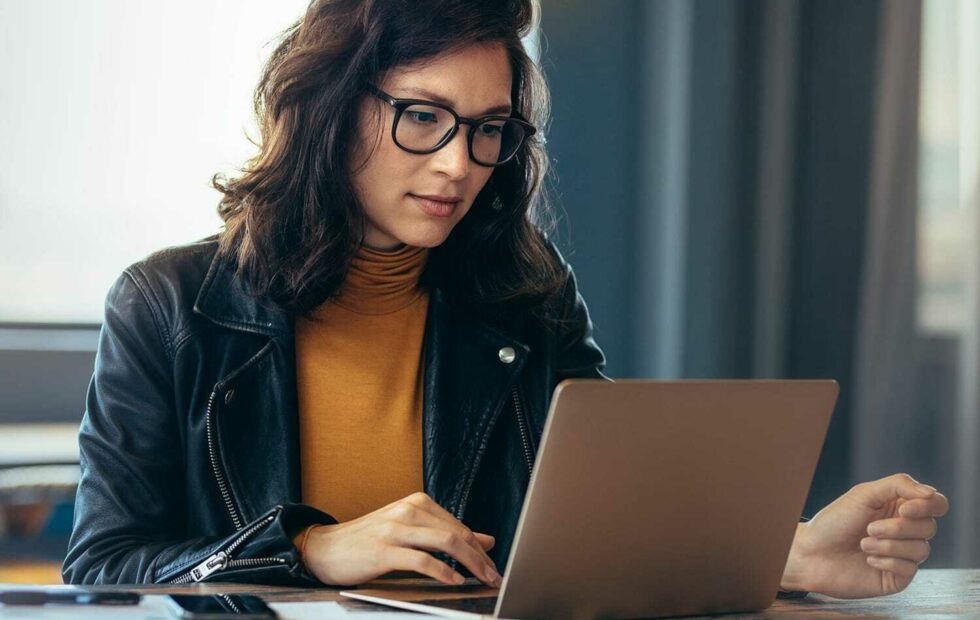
[8,568,975,618]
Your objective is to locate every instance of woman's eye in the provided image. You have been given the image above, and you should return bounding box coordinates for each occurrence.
[407,111,438,124]
[479,124,504,137]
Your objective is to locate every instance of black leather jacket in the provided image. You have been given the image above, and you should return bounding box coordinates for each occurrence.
[62,236,607,585]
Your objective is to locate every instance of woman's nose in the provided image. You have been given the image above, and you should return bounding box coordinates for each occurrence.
[430,128,471,180]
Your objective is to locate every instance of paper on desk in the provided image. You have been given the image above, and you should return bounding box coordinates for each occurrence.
[272,600,434,619]
[0,595,171,620]
[0,595,432,620]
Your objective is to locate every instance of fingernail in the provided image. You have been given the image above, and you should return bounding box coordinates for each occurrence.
[453,573,465,585]
[486,566,501,585]
[868,524,884,537]
[919,484,937,494]
[867,556,881,567]
[860,537,877,552]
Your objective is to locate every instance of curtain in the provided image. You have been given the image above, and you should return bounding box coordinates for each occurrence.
[851,2,923,483]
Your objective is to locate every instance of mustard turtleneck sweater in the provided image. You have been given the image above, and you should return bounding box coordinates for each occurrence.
[295,243,430,523]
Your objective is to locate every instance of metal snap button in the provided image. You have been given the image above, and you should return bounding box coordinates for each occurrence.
[224,389,236,405]
[498,347,516,364]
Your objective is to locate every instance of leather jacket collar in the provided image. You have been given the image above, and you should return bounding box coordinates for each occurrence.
[194,247,291,337]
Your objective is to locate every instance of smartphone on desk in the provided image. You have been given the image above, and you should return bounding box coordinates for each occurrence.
[165,594,277,619]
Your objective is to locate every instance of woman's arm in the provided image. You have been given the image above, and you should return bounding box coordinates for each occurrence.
[62,271,333,585]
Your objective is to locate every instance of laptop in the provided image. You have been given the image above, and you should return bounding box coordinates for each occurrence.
[341,379,837,619]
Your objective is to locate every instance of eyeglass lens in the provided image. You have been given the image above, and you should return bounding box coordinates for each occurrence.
[395,104,527,165]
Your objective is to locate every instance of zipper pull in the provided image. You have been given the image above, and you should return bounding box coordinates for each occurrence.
[188,551,228,582]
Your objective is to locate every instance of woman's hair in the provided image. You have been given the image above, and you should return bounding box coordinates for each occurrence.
[214,0,568,323]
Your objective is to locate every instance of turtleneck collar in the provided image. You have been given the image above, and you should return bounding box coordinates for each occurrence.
[324,244,430,316]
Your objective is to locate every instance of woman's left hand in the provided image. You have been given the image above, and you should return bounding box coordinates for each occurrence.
[780,473,949,599]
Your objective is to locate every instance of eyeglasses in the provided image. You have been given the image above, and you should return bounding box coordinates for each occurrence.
[368,85,537,167]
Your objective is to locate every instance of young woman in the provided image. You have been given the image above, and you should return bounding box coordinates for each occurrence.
[63,0,948,599]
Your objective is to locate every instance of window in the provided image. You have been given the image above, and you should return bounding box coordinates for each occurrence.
[917,0,968,334]
[0,1,309,324]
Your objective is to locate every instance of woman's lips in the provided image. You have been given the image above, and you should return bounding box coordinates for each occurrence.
[410,194,459,218]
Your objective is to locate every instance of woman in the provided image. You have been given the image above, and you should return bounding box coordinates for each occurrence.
[63,0,948,599]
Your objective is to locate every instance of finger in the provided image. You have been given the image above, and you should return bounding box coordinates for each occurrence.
[390,505,498,575]
[866,555,919,580]
[898,493,949,518]
[404,493,496,548]
[392,496,497,564]
[474,532,496,550]
[860,537,931,564]
[383,546,466,585]
[388,525,501,586]
[867,517,937,540]
[851,474,936,508]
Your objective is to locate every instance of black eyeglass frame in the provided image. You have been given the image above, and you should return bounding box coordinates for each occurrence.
[368,85,537,167]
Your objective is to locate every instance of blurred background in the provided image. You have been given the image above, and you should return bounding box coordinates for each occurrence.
[0,0,975,582]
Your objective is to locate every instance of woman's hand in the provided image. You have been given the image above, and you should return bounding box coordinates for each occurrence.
[780,473,949,598]
[300,492,502,587]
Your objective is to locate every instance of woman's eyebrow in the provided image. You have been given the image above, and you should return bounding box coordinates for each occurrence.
[397,86,512,115]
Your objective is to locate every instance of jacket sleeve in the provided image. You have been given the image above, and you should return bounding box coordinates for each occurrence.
[548,242,611,383]
[62,270,335,585]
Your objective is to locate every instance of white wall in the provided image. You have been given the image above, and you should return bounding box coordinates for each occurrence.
[0,0,309,323]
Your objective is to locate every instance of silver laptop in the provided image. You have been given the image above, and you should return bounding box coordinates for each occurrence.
[341,379,837,619]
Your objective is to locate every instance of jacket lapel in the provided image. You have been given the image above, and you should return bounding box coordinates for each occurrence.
[193,250,291,338]
[193,252,302,523]
[422,288,529,517]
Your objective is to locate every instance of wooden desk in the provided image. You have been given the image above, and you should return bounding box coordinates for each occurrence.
[10,569,975,618]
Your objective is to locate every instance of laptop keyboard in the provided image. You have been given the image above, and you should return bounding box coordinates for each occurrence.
[411,596,499,614]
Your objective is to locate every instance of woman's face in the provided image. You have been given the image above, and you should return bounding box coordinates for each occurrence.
[351,42,513,250]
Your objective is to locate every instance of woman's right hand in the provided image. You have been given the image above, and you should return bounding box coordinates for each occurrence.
[299,492,502,587]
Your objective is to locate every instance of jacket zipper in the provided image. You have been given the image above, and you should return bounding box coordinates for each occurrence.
[206,386,244,530]
[454,384,534,523]
[512,385,535,474]
[203,340,277,532]
[218,595,242,614]
[168,512,285,584]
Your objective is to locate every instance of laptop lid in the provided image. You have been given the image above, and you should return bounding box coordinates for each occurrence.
[495,379,836,620]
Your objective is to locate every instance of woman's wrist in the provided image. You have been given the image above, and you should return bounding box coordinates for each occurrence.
[293,524,327,566]
[779,522,812,593]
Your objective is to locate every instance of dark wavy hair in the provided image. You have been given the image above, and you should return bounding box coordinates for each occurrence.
[214,0,567,322]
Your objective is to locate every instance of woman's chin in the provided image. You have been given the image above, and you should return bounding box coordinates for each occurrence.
[395,225,457,249]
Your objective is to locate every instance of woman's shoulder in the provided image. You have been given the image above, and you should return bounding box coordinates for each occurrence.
[103,235,224,347]
[121,234,220,298]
